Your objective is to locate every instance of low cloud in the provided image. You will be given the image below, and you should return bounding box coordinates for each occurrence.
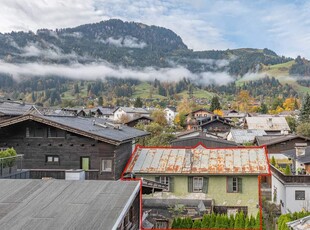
[0,61,234,86]
[100,36,147,49]
[20,42,79,60]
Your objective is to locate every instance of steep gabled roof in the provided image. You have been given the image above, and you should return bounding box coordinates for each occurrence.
[245,116,290,131]
[229,129,267,144]
[0,100,33,116]
[185,108,213,117]
[0,114,149,145]
[125,144,270,175]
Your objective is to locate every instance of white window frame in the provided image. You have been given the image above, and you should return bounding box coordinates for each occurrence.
[193,177,203,192]
[232,177,238,192]
[46,155,59,163]
[159,176,170,192]
[101,159,112,172]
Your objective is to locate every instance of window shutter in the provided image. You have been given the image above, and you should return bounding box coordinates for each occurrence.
[188,176,193,193]
[238,178,242,193]
[227,177,233,193]
[155,176,160,182]
[169,177,174,192]
[202,177,208,193]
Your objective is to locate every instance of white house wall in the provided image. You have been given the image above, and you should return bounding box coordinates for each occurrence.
[272,175,310,213]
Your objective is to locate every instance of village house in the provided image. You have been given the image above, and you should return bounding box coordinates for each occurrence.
[271,164,310,214]
[0,114,148,180]
[185,108,213,130]
[0,179,141,230]
[164,106,178,125]
[124,115,153,128]
[124,143,270,222]
[244,116,290,135]
[227,129,267,145]
[113,107,150,122]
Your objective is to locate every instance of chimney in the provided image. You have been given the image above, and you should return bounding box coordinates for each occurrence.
[293,143,307,175]
[295,143,307,157]
[267,117,273,128]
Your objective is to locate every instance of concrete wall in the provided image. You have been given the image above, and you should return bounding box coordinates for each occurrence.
[142,175,259,216]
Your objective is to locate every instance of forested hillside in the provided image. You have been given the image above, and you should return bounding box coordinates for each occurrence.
[0,19,309,108]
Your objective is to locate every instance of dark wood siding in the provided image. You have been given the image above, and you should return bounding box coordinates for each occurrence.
[266,138,310,153]
[172,137,237,148]
[0,120,133,180]
[201,120,232,133]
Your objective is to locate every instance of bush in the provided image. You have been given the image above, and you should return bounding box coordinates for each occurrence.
[0,148,17,168]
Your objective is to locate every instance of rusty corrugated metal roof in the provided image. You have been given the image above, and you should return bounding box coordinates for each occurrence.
[126,144,269,175]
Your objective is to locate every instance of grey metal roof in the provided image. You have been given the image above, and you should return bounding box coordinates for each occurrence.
[286,215,310,230]
[0,114,149,145]
[97,106,117,115]
[0,101,33,116]
[255,135,310,146]
[229,129,267,144]
[246,116,290,131]
[0,179,140,230]
[282,147,310,164]
[126,145,269,175]
[172,135,238,148]
[116,107,150,114]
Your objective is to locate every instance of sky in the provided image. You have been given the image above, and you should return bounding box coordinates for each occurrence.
[0,0,310,59]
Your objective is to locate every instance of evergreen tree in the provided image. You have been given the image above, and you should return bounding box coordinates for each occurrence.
[98,96,103,106]
[255,212,261,229]
[229,215,235,229]
[259,102,268,114]
[271,156,276,166]
[192,219,201,228]
[209,213,216,228]
[215,214,222,228]
[300,93,310,122]
[134,97,143,108]
[239,211,245,229]
[245,216,250,229]
[250,215,256,229]
[201,214,210,229]
[284,164,292,175]
[210,96,221,112]
[171,218,177,229]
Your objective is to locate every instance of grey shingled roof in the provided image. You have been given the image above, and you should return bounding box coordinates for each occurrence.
[230,129,267,144]
[0,179,139,230]
[0,114,149,145]
[0,101,33,116]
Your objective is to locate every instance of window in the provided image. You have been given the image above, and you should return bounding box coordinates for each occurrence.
[188,177,208,193]
[155,176,173,192]
[101,159,112,172]
[46,155,59,163]
[26,127,44,138]
[227,177,242,193]
[48,127,65,138]
[193,177,203,192]
[295,190,305,200]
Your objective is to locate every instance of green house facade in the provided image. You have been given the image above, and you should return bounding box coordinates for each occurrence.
[125,144,270,217]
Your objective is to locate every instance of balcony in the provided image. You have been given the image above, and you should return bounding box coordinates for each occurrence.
[270,164,310,184]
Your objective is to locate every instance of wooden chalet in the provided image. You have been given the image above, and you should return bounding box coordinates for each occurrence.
[125,115,153,127]
[0,114,148,180]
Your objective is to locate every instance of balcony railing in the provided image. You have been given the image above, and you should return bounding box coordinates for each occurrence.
[270,164,310,183]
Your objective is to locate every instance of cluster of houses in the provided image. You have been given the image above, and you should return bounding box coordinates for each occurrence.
[0,99,309,229]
